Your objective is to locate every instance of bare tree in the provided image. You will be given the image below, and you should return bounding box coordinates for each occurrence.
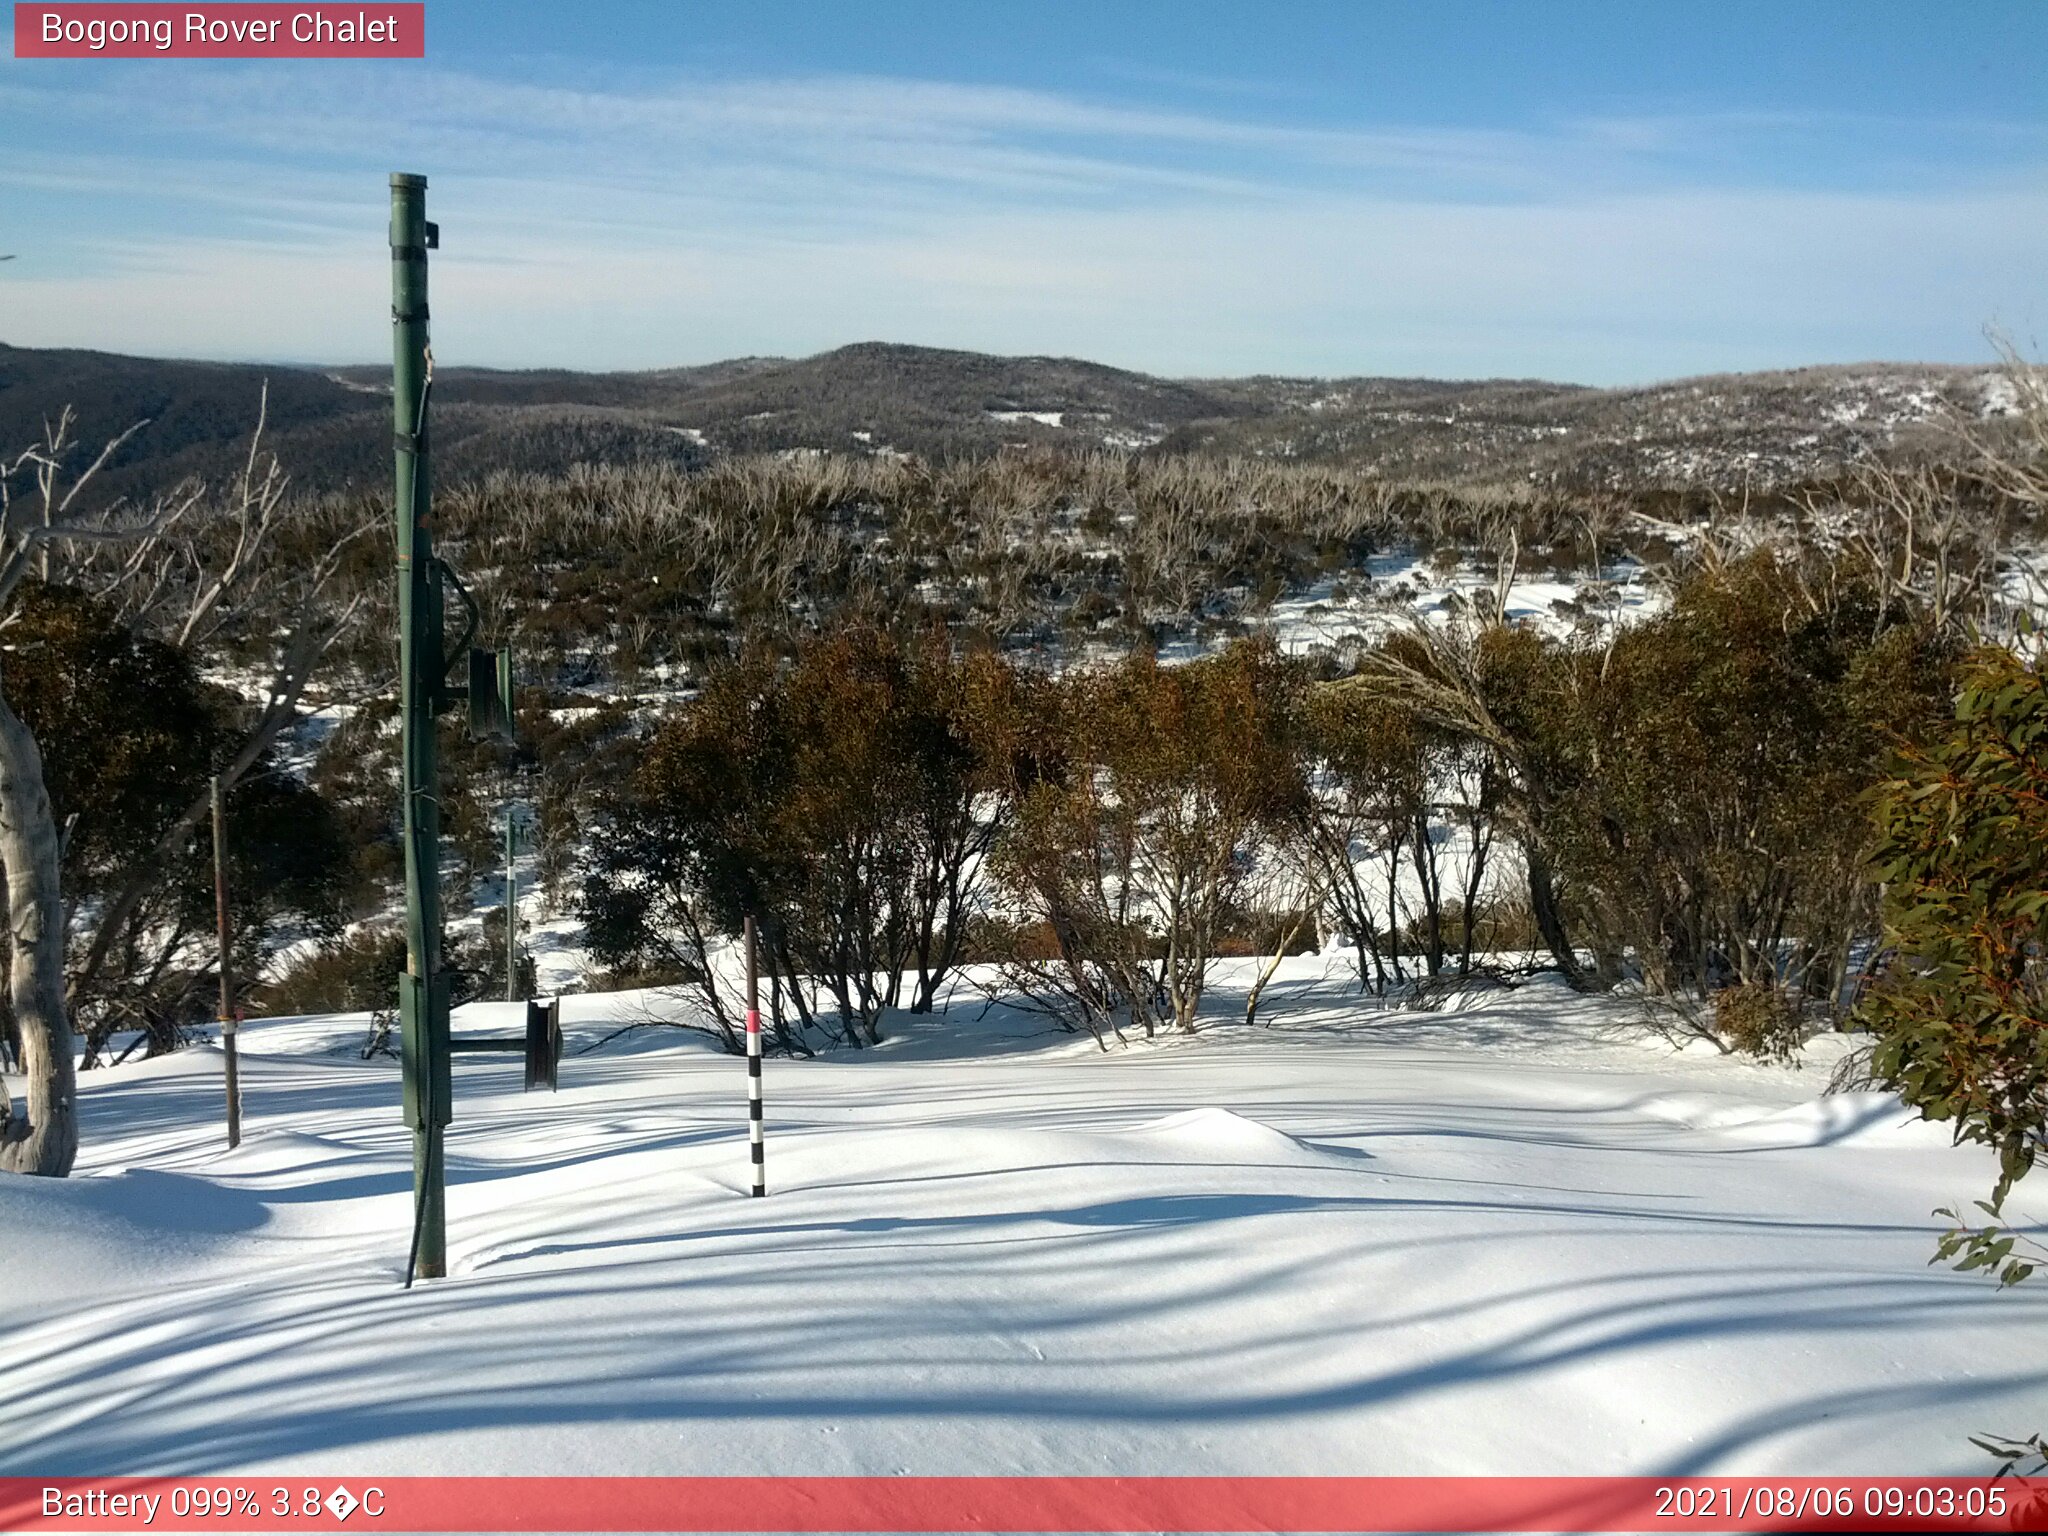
[0,419,189,1174]
[1792,461,2005,639]
[57,399,370,1019]
[0,400,367,1174]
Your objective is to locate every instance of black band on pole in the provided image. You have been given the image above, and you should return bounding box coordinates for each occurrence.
[745,913,765,1197]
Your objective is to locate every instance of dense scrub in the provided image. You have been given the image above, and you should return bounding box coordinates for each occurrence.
[5,368,2042,1075]
[265,441,2030,705]
[564,547,1976,1057]
[0,588,350,1064]
[1482,553,1956,1032]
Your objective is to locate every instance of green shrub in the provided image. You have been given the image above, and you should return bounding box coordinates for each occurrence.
[1861,647,2048,1247]
[260,929,408,1016]
[260,922,543,1017]
[1713,982,1804,1063]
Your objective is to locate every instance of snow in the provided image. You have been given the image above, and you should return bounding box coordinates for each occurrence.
[1982,375,2023,418]
[1,959,2036,1478]
[986,410,1065,428]
[1255,553,1663,658]
[523,913,594,994]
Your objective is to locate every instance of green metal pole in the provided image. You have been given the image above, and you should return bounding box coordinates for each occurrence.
[391,172,449,1283]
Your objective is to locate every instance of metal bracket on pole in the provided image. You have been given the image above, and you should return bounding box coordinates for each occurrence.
[398,971,452,1132]
[468,645,515,742]
[524,999,561,1092]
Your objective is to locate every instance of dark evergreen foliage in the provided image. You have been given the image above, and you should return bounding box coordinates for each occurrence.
[1861,648,2048,1278]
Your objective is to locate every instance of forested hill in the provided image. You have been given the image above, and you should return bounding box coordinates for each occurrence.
[0,338,2012,502]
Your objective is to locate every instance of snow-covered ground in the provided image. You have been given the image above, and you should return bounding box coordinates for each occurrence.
[1256,551,1662,657]
[2,959,2038,1479]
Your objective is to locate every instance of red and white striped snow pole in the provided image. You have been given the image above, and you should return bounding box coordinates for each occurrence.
[744,914,765,1197]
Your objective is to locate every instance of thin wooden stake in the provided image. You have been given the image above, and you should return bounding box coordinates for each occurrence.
[211,775,241,1150]
[505,791,518,1002]
[745,913,765,1197]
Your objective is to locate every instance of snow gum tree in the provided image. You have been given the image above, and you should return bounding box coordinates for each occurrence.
[1297,680,1428,994]
[0,400,362,1176]
[1343,552,1955,1048]
[1530,552,1952,1033]
[0,420,178,1174]
[0,671,70,1174]
[1861,646,2048,1281]
[581,624,1014,1049]
[0,588,350,1064]
[0,419,184,1174]
[992,638,1307,1038]
[1858,641,2048,1483]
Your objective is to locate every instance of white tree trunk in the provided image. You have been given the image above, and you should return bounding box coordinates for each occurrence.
[0,681,77,1176]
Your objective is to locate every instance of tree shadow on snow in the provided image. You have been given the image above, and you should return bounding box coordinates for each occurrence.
[5,1178,2040,1476]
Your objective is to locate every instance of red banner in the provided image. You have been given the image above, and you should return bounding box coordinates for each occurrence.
[12,4,423,57]
[0,1477,2041,1533]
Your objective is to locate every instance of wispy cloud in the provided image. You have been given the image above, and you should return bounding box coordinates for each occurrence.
[0,64,1588,207]
[1,60,2042,381]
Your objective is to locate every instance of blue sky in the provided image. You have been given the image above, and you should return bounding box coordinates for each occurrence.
[2,0,2044,382]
